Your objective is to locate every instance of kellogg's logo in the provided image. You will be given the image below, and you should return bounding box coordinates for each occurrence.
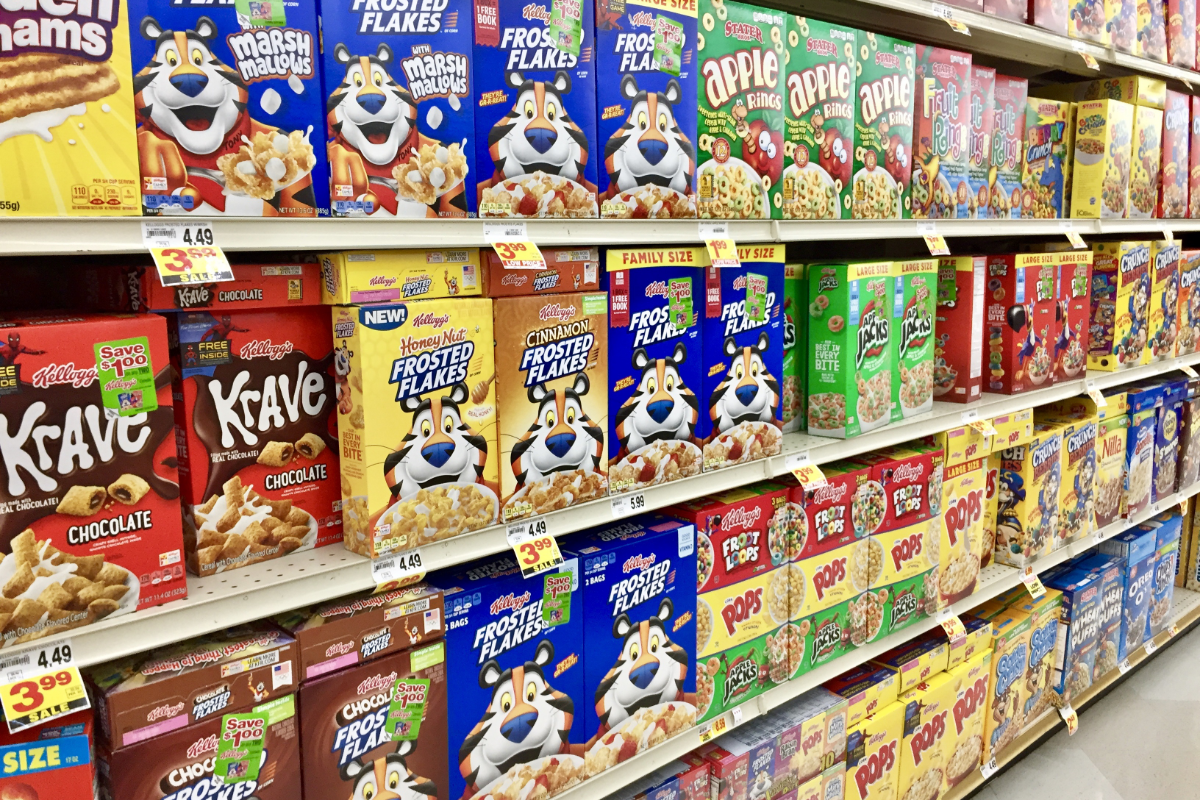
[489,591,531,615]
[522,2,551,22]
[622,553,656,573]
[720,505,762,531]
[239,339,294,361]
[187,734,219,760]
[539,303,578,322]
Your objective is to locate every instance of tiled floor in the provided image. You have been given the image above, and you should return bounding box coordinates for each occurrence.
[977,624,1200,799]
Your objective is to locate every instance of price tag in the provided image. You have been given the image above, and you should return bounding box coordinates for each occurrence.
[491,240,547,270]
[731,706,744,726]
[1167,624,1179,638]
[1079,51,1100,69]
[142,219,217,249]
[791,464,828,491]
[1180,364,1198,379]
[611,492,647,518]
[1022,566,1046,599]
[923,235,950,256]
[1185,78,1195,91]
[1164,228,1175,244]
[507,518,564,578]
[960,408,980,423]
[150,245,233,287]
[483,221,528,242]
[967,419,998,437]
[0,640,75,684]
[1084,379,1108,408]
[1144,638,1158,656]
[705,238,740,270]
[1065,229,1087,249]
[979,758,999,779]
[1118,658,1131,675]
[1,666,90,733]
[698,220,729,239]
[371,549,426,591]
[1058,704,1079,735]
[698,714,728,743]
[937,609,967,643]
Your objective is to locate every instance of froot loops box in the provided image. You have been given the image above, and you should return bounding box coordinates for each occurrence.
[911,45,972,220]
[851,33,915,220]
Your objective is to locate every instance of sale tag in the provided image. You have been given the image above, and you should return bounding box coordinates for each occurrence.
[213,711,269,784]
[967,419,997,438]
[151,245,234,287]
[1079,51,1099,69]
[1084,379,1108,408]
[1,666,90,734]
[1180,364,1198,379]
[507,518,563,578]
[612,492,647,518]
[791,464,828,491]
[1058,704,1079,735]
[1164,228,1175,244]
[371,549,426,592]
[491,240,547,270]
[0,639,75,685]
[387,677,430,741]
[923,235,950,256]
[705,238,740,270]
[698,714,728,743]
[937,609,967,642]
[1145,638,1158,656]
[979,758,999,779]
[1168,624,1179,638]
[1022,566,1046,599]
[1065,230,1087,249]
[1118,659,1131,674]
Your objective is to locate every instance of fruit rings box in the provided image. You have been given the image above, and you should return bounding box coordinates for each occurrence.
[700,248,785,470]
[895,671,957,800]
[331,298,499,559]
[1087,241,1152,371]
[474,0,599,219]
[595,0,697,220]
[1021,98,1071,218]
[989,76,1028,219]
[1176,251,1200,357]
[844,700,903,800]
[984,253,1059,393]
[966,66,995,220]
[606,247,706,494]
[1043,569,1103,703]
[851,33,916,220]
[937,457,985,606]
[1149,242,1182,362]
[911,45,972,220]
[432,553,586,800]
[995,425,1063,568]
[319,249,482,305]
[891,258,937,420]
[1129,104,1164,218]
[129,0,329,217]
[871,518,938,638]
[0,313,185,647]
[563,516,697,776]
[980,609,1030,763]
[0,711,95,800]
[1191,97,1200,218]
[1068,98,1134,220]
[933,255,986,403]
[482,247,600,297]
[781,17,856,221]
[1160,90,1190,217]
[807,260,894,438]
[1056,250,1093,381]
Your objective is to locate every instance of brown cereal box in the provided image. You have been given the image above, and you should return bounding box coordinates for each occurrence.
[494,292,608,520]
[1160,89,1191,218]
[911,46,972,220]
[1068,98,1134,219]
[1129,104,1164,218]
[319,249,482,305]
[852,33,916,219]
[481,247,599,296]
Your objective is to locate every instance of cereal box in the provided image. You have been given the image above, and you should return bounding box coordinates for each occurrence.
[911,45,972,220]
[695,0,785,220]
[1176,251,1200,355]
[482,246,600,297]
[854,446,940,533]
[1069,0,1111,43]
[0,313,186,646]
[943,650,990,790]
[938,458,985,605]
[1042,76,1166,107]
[1191,97,1200,217]
[933,256,985,402]
[1147,511,1182,635]
[792,535,869,671]
[1160,89,1190,217]
[781,17,856,220]
[1149,242,1181,360]
[1008,590,1063,723]
[984,253,1059,393]
[0,0,140,217]
[697,723,778,800]
[1043,569,1102,701]
[845,701,903,800]
[1056,415,1099,544]
[826,665,900,730]
[566,516,697,775]
[1021,98,1071,218]
[595,0,697,219]
[1178,379,1200,488]
[606,247,705,493]
[785,460,866,561]
[332,298,498,558]
[433,554,585,800]
[1153,378,1187,499]
[784,687,849,784]
[319,249,482,305]
[0,712,95,800]
[1137,0,1168,60]
[807,261,894,438]
[1054,250,1093,381]
[873,518,938,638]
[1087,241,1152,370]
[984,450,1000,564]
[989,75,1027,219]
[1068,98,1134,219]
[943,614,992,670]
[851,34,916,220]
[895,672,956,800]
[995,425,1063,567]
[473,0,598,218]
[1112,0,1139,51]
[1073,554,1124,677]
[1125,404,1157,517]
[966,67,995,219]
[870,636,949,695]
[1099,525,1159,658]
[493,291,608,520]
[985,0,1027,19]
[981,609,1030,763]
[1168,0,1197,66]
[891,259,936,420]
[783,263,808,432]
[130,0,328,216]
[701,248,785,469]
[1129,104,1164,218]
[1029,0,1069,32]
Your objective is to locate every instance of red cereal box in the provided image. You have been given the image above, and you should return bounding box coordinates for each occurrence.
[1168,0,1196,68]
[1162,89,1191,218]
[934,256,986,403]
[0,711,95,800]
[985,0,1027,21]
[481,247,600,297]
[985,253,1059,394]
[1179,251,1200,356]
[1191,96,1200,218]
[1029,0,1069,33]
[967,67,996,220]
[777,461,869,560]
[1056,250,1094,381]
[852,447,940,535]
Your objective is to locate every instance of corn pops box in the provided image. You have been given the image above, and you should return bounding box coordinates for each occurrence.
[989,75,1027,219]
[1148,241,1181,360]
[1168,0,1197,66]
[892,259,936,421]
[1137,0,1168,60]
[1021,98,1071,218]
[981,609,1030,763]
[596,0,697,219]
[944,650,990,789]
[937,458,985,607]
[872,519,938,637]
[1178,251,1200,355]
[1160,89,1190,218]
[895,672,956,800]
[1129,104,1163,218]
[851,34,915,219]
[782,263,807,432]
[1087,241,1152,370]
[695,0,785,220]
[1068,98,1133,219]
[1056,250,1093,380]
[1191,97,1200,217]
[845,701,903,800]
[933,256,985,402]
[781,16,856,220]
[966,67,995,220]
[911,45,972,220]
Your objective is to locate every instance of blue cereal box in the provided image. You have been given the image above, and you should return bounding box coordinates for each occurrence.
[1073,554,1125,679]
[1146,511,1182,637]
[434,554,586,800]
[1100,525,1159,660]
[565,515,698,776]
[607,247,706,494]
[130,0,330,216]
[473,0,600,218]
[1044,569,1102,705]
[701,246,785,471]
[319,0,476,217]
[596,0,697,218]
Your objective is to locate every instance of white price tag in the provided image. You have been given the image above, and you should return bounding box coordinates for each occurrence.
[1118,659,1131,674]
[699,221,729,239]
[1164,228,1175,244]
[961,409,980,423]
[371,549,425,586]
[0,639,75,684]
[1144,639,1158,656]
[483,221,528,242]
[731,706,744,726]
[1059,704,1079,735]
[916,222,937,235]
[784,450,812,470]
[507,516,550,544]
[611,492,647,519]
[141,220,216,249]
[979,758,999,779]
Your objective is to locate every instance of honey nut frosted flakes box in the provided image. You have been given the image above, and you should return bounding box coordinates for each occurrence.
[984,253,1059,394]
[473,0,598,218]
[130,0,328,216]
[701,249,785,470]
[943,649,991,790]
[1128,103,1163,218]
[606,247,704,494]
[895,672,956,800]
[1069,0,1111,44]
[1159,89,1190,218]
[1149,241,1181,361]
[695,0,785,220]
[1056,250,1093,381]
[1191,97,1200,218]
[911,45,972,220]
[319,249,482,305]
[988,75,1027,219]
[1137,0,1168,60]
[851,33,915,220]
[1068,98,1133,219]
[1021,98,1071,218]
[844,701,903,800]
[780,16,856,221]
[966,66,995,220]
[494,292,608,521]
[782,263,808,433]
[1168,0,1197,67]
[596,0,697,220]
[933,256,985,403]
[1009,589,1064,722]
[1177,250,1200,356]
[332,298,498,558]
[995,424,1063,568]
[807,261,894,439]
[937,457,984,608]
[980,609,1030,764]
[1030,0,1069,32]
[891,259,936,421]
[1087,241,1152,371]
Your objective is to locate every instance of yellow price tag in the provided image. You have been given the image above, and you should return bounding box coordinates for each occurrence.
[705,238,741,270]
[1167,624,1179,638]
[1022,566,1046,599]
[491,240,546,270]
[967,419,997,438]
[1180,364,1198,379]
[698,714,728,743]
[1059,704,1079,735]
[937,610,966,642]
[1,666,90,734]
[923,235,949,256]
[507,518,563,578]
[1065,230,1086,249]
[791,464,827,490]
[1080,52,1099,69]
[151,245,234,287]
[944,17,970,34]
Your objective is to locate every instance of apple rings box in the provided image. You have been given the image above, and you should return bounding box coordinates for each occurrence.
[319,248,482,305]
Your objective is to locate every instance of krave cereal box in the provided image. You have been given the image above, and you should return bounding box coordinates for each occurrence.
[596,0,697,219]
[130,0,329,216]
[1087,241,1152,370]
[1160,89,1190,217]
[1068,98,1133,219]
[911,45,971,220]
[892,259,936,420]
[851,34,915,220]
[988,75,1027,219]
[966,66,994,220]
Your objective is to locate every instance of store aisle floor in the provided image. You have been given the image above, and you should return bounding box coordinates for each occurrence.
[977,624,1200,800]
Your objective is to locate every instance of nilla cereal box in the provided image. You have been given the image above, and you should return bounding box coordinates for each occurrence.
[333,298,499,558]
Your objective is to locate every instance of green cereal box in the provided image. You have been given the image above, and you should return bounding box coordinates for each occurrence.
[911,45,973,220]
[807,261,894,439]
[892,259,937,421]
[697,0,786,219]
[851,33,916,219]
[781,17,856,220]
[784,263,809,432]
[1022,98,1072,218]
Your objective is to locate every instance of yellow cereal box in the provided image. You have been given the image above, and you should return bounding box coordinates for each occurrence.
[937,458,986,607]
[983,450,1000,566]
[319,249,482,304]
[943,649,991,791]
[873,519,939,637]
[1039,76,1167,109]
[846,701,904,800]
[982,609,1032,764]
[1128,104,1163,218]
[1069,99,1134,219]
[826,664,901,730]
[934,425,993,468]
[792,537,867,668]
[332,299,498,557]
[946,615,992,670]
[896,672,957,800]
[1049,412,1099,545]
[1007,589,1063,724]
[996,423,1063,567]
[991,408,1035,450]
[1149,240,1181,360]
[493,293,609,520]
[1022,98,1072,218]
[871,637,950,695]
[1088,241,1152,371]
[798,764,847,800]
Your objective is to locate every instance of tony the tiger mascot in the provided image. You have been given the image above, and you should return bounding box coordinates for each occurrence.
[603,75,694,197]
[384,382,488,500]
[613,343,698,458]
[459,641,576,799]
[135,16,316,215]
[342,740,437,800]
[709,332,779,435]
[510,373,604,489]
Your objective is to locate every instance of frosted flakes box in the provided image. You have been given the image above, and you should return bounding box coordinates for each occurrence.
[701,248,785,470]
[933,256,985,403]
[1056,250,1093,380]
[474,0,599,218]
[319,0,475,217]
[851,33,915,220]
[844,701,902,800]
[1191,97,1200,217]
[995,425,1062,567]
[911,45,971,220]
[1168,0,1196,67]
[1160,89,1190,218]
[1177,250,1200,355]
[695,0,785,220]
[1021,98,1071,218]
[130,0,329,216]
[1128,103,1163,218]
[980,609,1030,764]
[989,75,1027,219]
[493,292,608,521]
[332,298,499,558]
[482,246,600,297]
[606,247,705,494]
[966,66,995,220]
[433,554,586,800]
[984,253,1059,393]
[782,263,807,432]
[1068,98,1133,219]
[1149,241,1181,361]
[319,249,482,305]
[895,672,956,800]
[1087,241,1152,371]
[0,0,140,216]
[780,16,856,221]
[892,258,936,420]
[1137,0,1167,60]
[596,0,697,219]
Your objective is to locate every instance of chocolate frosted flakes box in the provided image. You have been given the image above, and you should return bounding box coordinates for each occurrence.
[130,0,329,216]
[851,33,915,220]
[596,0,697,219]
[320,0,475,218]
[473,0,599,218]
